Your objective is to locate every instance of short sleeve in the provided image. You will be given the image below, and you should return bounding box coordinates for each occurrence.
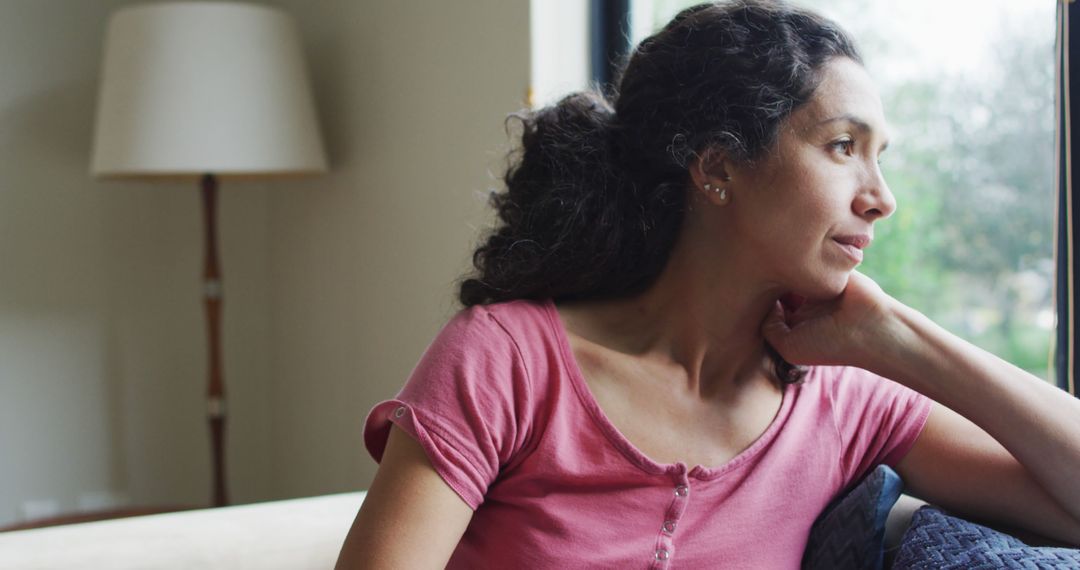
[363,305,533,510]
[826,366,934,490]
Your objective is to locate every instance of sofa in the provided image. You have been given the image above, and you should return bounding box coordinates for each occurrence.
[0,492,366,570]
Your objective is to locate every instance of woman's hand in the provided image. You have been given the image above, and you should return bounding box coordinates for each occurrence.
[760,270,905,369]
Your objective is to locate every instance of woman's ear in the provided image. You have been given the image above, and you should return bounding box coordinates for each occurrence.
[691,148,733,185]
[689,148,734,199]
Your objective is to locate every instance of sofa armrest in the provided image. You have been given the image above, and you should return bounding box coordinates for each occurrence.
[884,493,929,568]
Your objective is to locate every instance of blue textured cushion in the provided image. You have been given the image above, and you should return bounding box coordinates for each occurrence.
[891,506,1080,569]
[802,464,905,570]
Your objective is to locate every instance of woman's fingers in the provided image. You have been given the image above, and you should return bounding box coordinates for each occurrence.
[762,272,901,367]
[785,297,839,328]
[761,287,850,364]
[778,292,805,312]
[761,300,791,342]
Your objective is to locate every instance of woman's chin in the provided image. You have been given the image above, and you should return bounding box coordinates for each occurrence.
[796,270,851,301]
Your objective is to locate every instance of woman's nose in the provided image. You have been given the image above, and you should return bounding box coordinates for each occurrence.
[854,166,897,220]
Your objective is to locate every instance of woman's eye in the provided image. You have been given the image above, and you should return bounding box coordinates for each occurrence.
[830,139,855,155]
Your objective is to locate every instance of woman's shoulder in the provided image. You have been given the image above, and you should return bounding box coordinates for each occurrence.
[779,365,905,410]
[809,365,921,395]
[460,297,552,324]
[420,298,565,383]
[807,365,931,428]
[444,298,558,349]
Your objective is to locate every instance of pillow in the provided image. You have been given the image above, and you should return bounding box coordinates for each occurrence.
[803,464,905,570]
[891,506,1080,569]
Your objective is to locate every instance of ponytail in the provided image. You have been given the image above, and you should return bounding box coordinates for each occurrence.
[458,90,683,307]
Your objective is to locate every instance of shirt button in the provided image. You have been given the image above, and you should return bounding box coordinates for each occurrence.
[674,485,689,497]
[393,406,406,418]
[655,548,670,561]
[662,520,676,533]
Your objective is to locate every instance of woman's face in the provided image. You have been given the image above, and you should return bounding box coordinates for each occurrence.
[727,57,896,299]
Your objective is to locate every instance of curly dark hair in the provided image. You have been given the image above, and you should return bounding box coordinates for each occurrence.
[456,0,863,385]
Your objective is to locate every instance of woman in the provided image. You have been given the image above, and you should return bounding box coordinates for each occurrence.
[337,1,1080,567]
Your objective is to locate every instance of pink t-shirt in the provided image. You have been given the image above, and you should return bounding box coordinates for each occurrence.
[364,298,933,569]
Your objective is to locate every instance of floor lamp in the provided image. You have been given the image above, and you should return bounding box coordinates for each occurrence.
[89,3,328,507]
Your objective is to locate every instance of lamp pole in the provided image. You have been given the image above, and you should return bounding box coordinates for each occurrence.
[201,173,227,507]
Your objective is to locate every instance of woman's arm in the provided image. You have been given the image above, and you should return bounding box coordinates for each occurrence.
[762,270,1080,545]
[871,301,1080,545]
[335,424,474,569]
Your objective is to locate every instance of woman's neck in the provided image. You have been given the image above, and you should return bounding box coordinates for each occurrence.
[557,249,783,400]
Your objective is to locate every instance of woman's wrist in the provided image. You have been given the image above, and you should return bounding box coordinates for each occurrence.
[854,297,935,388]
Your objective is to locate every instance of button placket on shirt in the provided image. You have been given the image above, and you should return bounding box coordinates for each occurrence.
[651,466,691,568]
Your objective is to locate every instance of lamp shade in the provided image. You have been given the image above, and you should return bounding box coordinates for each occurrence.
[90,2,328,178]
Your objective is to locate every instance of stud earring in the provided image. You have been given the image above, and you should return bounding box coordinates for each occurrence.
[704,181,731,205]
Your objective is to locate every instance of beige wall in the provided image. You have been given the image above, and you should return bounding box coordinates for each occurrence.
[0,0,529,525]
[265,0,529,497]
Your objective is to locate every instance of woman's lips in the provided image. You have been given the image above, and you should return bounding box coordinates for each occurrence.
[832,239,864,263]
[831,233,870,264]
[833,234,872,248]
